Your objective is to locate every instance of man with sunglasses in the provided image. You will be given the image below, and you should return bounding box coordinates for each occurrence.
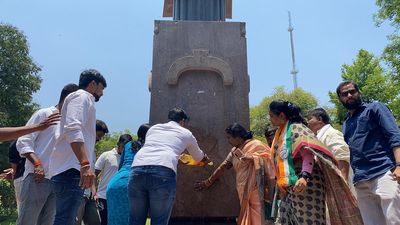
[337,81,400,225]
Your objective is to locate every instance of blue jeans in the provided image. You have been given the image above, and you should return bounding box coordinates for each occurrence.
[128,165,176,225]
[51,169,84,225]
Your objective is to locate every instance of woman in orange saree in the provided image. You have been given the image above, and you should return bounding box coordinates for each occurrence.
[269,100,363,225]
[195,123,276,225]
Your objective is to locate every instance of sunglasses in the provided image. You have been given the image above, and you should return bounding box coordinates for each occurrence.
[339,89,358,98]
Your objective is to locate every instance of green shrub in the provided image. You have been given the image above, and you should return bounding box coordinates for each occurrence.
[0,179,16,222]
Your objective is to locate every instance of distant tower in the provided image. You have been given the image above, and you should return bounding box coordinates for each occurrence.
[288,11,298,89]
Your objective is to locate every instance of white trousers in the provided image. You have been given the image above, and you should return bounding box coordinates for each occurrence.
[355,170,400,225]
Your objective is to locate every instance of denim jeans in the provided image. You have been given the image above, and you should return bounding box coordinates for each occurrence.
[51,169,84,225]
[17,174,56,225]
[128,165,176,225]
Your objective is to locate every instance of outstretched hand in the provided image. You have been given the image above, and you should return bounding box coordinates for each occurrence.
[194,179,212,191]
[201,154,211,164]
[0,168,14,180]
[36,113,61,131]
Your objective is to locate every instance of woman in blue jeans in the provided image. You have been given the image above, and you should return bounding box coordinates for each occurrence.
[127,107,210,225]
[107,124,150,225]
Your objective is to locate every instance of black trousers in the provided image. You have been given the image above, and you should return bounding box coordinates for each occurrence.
[98,198,108,225]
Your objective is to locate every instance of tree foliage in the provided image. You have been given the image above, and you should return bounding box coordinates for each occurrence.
[374,1,400,83]
[374,1,400,124]
[382,34,400,80]
[0,179,16,221]
[375,0,400,28]
[329,49,399,124]
[0,24,41,127]
[95,130,135,157]
[250,87,318,138]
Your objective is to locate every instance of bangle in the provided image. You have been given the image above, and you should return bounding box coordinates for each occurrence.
[80,160,90,166]
[33,160,42,167]
[81,164,90,169]
[299,171,312,182]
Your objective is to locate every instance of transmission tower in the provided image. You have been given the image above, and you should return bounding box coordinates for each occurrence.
[288,11,298,89]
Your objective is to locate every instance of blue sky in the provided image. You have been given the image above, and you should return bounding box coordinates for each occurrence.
[0,1,393,132]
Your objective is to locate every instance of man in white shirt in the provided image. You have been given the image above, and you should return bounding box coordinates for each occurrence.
[15,83,79,225]
[75,119,109,225]
[49,69,107,225]
[128,107,210,225]
[95,134,132,225]
[307,108,352,183]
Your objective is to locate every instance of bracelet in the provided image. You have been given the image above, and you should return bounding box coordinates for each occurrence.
[80,164,90,169]
[80,160,90,166]
[299,171,313,182]
[396,162,400,167]
[33,160,42,167]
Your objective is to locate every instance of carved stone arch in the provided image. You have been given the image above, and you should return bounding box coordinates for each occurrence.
[166,49,233,86]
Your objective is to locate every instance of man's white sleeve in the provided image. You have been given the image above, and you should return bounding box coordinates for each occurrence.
[16,110,47,156]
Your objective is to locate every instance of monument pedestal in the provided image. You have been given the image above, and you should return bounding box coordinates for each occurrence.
[150,20,249,220]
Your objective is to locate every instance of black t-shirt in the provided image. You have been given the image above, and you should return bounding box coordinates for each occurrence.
[8,141,25,179]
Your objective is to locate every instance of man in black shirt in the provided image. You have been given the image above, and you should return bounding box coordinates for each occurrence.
[6,141,25,214]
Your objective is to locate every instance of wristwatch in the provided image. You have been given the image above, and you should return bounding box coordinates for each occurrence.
[299,171,313,182]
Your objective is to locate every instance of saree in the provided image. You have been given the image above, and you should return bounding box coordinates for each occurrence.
[231,139,276,225]
[271,122,363,225]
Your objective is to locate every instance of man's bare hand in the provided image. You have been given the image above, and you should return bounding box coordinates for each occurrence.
[392,166,400,184]
[194,179,212,191]
[79,166,95,189]
[36,113,61,131]
[33,165,45,183]
[0,168,14,180]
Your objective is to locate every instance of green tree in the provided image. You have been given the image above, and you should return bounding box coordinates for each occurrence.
[374,1,400,124]
[329,49,398,124]
[375,0,400,28]
[0,24,42,172]
[95,130,135,157]
[0,24,41,127]
[250,86,318,139]
[382,34,400,80]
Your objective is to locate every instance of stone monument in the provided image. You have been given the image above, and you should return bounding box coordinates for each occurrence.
[149,0,249,223]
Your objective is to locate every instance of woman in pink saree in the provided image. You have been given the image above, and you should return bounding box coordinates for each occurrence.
[195,123,276,225]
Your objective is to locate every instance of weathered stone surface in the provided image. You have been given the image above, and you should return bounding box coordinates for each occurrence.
[150,20,249,218]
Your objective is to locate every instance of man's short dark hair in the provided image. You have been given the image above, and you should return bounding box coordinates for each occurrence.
[79,69,107,89]
[58,83,79,104]
[96,119,109,133]
[168,107,189,123]
[336,81,360,97]
[308,108,331,124]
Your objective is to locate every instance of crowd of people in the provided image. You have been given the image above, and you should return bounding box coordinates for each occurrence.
[0,70,400,225]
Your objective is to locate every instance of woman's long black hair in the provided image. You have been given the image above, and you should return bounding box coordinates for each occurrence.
[225,123,253,140]
[269,100,307,125]
[131,123,151,152]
